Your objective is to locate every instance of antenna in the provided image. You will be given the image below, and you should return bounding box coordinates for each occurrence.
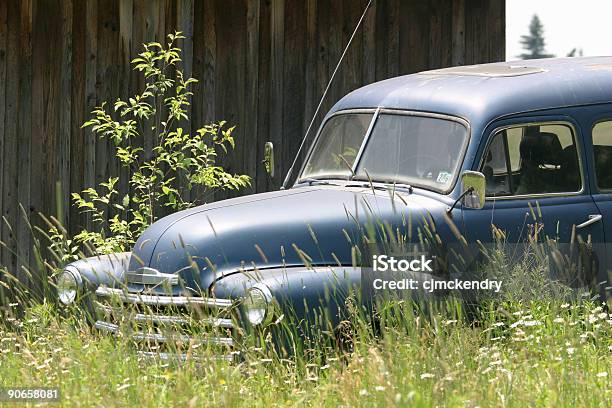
[282,0,375,189]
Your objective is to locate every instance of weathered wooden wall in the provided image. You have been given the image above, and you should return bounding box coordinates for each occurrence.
[0,0,505,278]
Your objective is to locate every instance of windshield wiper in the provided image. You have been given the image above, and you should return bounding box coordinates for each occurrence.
[348,176,413,194]
[383,182,413,194]
[298,177,340,186]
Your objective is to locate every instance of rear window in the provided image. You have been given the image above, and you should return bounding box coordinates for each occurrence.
[592,121,612,190]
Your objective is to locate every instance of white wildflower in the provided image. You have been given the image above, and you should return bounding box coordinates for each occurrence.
[375,386,386,392]
[420,373,435,379]
[510,320,523,328]
[596,372,608,378]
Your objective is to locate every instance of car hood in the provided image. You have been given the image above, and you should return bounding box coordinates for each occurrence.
[127,186,444,293]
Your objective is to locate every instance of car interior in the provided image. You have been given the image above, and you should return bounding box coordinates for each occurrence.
[482,125,581,197]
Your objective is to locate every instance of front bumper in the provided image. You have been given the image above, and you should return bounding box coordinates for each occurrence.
[93,286,241,362]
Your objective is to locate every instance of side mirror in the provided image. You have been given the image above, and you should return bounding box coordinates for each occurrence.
[263,142,275,178]
[460,170,485,209]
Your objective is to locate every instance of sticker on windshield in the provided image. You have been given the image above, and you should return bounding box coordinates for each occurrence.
[436,171,452,184]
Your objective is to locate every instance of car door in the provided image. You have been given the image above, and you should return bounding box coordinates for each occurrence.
[585,116,612,302]
[463,116,605,291]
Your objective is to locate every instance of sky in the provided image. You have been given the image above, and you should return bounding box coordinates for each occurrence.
[506,0,612,61]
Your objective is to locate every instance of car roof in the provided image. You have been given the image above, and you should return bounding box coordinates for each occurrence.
[330,56,612,126]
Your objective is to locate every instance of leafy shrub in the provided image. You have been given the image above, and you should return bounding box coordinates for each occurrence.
[73,32,250,254]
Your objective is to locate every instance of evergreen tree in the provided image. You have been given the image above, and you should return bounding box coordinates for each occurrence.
[519,14,555,59]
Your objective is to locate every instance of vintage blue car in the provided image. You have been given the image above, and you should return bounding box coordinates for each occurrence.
[57,57,612,359]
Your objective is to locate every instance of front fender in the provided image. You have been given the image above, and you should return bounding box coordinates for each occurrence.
[64,252,131,293]
[212,266,361,329]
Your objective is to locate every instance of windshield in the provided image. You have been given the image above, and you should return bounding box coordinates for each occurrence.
[300,113,373,179]
[300,112,468,192]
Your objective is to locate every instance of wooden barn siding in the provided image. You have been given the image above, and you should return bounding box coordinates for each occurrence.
[0,0,505,280]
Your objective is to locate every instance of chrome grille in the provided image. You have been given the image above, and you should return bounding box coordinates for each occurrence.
[94,285,240,362]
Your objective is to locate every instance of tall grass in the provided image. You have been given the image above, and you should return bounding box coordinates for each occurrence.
[0,298,609,406]
[0,206,610,406]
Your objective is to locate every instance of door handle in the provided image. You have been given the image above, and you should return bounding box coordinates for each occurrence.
[576,214,603,229]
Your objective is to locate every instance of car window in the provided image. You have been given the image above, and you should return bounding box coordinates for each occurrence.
[354,114,468,191]
[481,123,581,197]
[592,121,612,190]
[301,113,373,178]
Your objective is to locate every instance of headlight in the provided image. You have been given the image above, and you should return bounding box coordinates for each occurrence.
[243,284,273,326]
[57,269,82,305]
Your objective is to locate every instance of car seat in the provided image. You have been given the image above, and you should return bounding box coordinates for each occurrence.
[515,131,564,195]
[559,144,581,192]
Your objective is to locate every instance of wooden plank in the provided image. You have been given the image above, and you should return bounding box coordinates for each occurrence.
[362,0,375,84]
[374,0,387,80]
[465,0,485,64]
[16,0,33,281]
[69,0,87,234]
[428,0,442,69]
[163,0,176,39]
[117,0,133,207]
[387,0,399,77]
[143,0,159,156]
[302,0,317,126]
[201,0,216,125]
[177,0,194,79]
[230,0,246,199]
[451,0,466,66]
[300,0,317,167]
[399,0,428,75]
[177,0,194,202]
[131,0,149,161]
[245,0,260,194]
[269,0,284,181]
[439,0,453,68]
[58,0,73,226]
[30,0,44,230]
[342,0,363,94]
[119,0,133,71]
[0,0,7,265]
[314,0,329,136]
[1,0,18,272]
[191,0,205,151]
[488,0,505,62]
[327,0,342,105]
[93,0,113,223]
[31,0,57,234]
[83,0,98,231]
[281,0,306,185]
[255,0,271,192]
